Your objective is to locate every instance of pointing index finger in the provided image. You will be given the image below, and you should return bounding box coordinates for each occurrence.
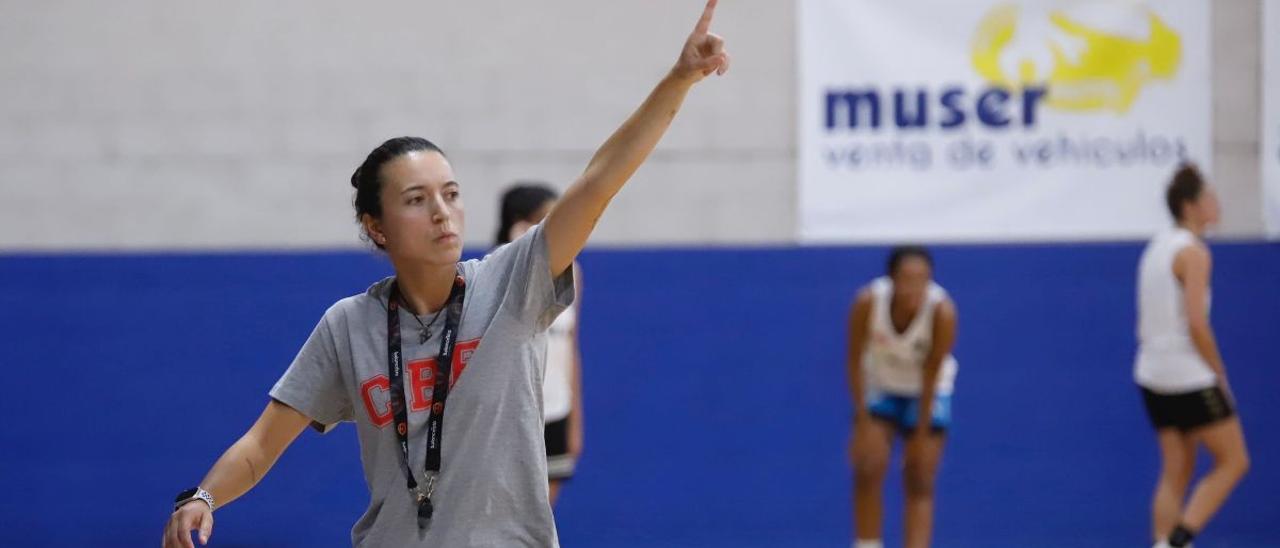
[693,0,718,36]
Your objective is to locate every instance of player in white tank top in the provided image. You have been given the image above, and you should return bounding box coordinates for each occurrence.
[1135,227,1217,393]
[497,183,585,507]
[863,277,958,397]
[847,246,957,548]
[1135,164,1249,548]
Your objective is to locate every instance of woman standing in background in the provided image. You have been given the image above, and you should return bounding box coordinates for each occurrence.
[496,183,585,506]
[1136,163,1249,548]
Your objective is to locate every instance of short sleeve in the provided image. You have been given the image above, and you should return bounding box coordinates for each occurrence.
[269,311,353,431]
[477,223,576,331]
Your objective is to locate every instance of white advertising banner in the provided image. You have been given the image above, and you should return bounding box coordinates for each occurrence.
[798,0,1212,242]
[1264,0,1280,239]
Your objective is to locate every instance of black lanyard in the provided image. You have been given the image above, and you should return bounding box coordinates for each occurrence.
[386,272,466,529]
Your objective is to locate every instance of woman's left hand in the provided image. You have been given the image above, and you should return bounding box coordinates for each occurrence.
[670,0,731,85]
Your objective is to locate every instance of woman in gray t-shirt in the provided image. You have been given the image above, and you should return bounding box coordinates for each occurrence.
[162,2,730,546]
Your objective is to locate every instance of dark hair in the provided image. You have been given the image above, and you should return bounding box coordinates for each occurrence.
[350,136,445,249]
[1165,162,1205,221]
[494,183,559,246]
[887,245,932,276]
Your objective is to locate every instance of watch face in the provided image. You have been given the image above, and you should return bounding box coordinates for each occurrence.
[175,488,200,503]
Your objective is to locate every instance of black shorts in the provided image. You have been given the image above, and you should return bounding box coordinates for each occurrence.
[1141,385,1235,432]
[545,417,576,481]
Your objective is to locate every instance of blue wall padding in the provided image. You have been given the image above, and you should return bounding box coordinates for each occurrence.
[1,242,1276,547]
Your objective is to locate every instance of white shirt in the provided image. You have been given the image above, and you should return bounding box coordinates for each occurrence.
[1134,227,1217,393]
[543,300,576,421]
[863,276,958,396]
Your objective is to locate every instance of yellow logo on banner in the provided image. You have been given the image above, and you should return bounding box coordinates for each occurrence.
[971,4,1181,113]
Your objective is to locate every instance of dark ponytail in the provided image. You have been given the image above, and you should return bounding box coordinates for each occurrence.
[1165,162,1205,221]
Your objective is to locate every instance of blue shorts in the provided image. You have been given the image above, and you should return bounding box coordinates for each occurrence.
[867,391,952,432]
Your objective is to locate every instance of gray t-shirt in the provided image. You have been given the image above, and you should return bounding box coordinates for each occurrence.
[270,224,574,547]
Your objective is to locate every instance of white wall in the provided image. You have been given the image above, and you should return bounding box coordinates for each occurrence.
[0,1,1264,250]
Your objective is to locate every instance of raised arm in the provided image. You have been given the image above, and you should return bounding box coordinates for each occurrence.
[163,400,312,548]
[543,0,730,275]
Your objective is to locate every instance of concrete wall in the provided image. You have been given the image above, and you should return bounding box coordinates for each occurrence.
[0,0,1264,250]
[1212,0,1264,236]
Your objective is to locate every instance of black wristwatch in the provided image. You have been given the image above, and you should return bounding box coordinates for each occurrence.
[174,487,215,512]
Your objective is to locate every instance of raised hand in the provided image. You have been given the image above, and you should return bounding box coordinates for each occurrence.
[671,0,731,84]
